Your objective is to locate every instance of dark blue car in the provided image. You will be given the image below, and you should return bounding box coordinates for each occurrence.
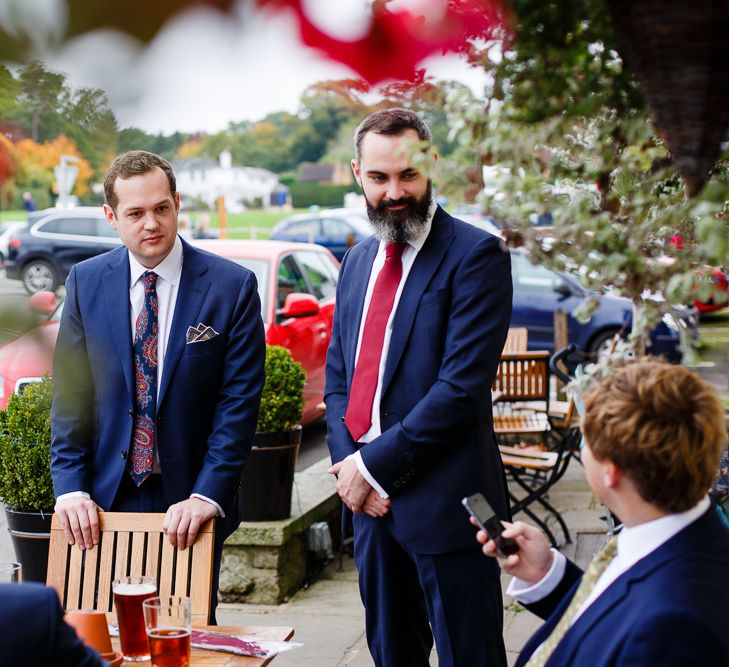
[271,208,372,261]
[510,251,697,362]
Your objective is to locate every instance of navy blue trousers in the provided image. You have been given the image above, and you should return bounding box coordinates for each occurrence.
[353,513,507,667]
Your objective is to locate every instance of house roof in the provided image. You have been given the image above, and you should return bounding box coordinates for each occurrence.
[172,158,277,180]
[299,162,336,182]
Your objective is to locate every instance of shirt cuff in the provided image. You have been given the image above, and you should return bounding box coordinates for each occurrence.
[506,549,566,604]
[191,493,224,518]
[56,491,91,503]
[350,452,389,499]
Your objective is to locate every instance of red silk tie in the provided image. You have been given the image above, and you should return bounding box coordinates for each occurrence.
[345,242,406,441]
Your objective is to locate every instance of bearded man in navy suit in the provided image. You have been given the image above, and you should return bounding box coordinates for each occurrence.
[325,108,512,666]
[477,358,729,666]
[51,151,265,621]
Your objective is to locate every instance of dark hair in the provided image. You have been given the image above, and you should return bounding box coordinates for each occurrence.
[582,357,728,513]
[353,108,431,163]
[104,150,176,211]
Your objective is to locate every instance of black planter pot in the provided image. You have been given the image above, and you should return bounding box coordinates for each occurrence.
[4,507,52,582]
[239,426,302,521]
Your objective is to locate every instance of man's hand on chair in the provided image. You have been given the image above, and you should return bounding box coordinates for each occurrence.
[54,497,100,550]
[163,497,218,550]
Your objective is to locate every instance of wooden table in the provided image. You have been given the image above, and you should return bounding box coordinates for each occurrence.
[115,625,294,666]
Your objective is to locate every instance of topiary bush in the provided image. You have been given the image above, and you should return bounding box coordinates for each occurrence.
[256,345,305,432]
[0,377,55,511]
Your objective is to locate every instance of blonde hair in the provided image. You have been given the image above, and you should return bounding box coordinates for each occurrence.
[582,357,727,513]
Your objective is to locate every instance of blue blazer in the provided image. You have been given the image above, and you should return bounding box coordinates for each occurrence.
[51,238,265,516]
[325,207,512,553]
[517,508,729,666]
[0,583,105,666]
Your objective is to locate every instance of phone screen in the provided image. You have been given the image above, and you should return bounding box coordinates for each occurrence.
[462,493,519,557]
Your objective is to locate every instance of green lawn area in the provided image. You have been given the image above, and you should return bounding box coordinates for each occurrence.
[1,208,306,240]
[0,209,27,222]
[187,209,307,239]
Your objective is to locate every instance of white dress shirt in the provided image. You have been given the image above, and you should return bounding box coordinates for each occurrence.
[349,204,436,498]
[59,236,222,516]
[508,496,711,630]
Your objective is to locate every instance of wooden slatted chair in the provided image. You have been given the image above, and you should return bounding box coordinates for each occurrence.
[492,351,551,443]
[499,397,578,547]
[502,327,529,354]
[47,512,215,626]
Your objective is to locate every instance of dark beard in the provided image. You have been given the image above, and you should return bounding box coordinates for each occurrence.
[365,185,433,244]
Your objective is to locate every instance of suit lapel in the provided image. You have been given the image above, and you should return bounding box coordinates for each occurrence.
[103,248,133,397]
[543,510,717,666]
[158,242,211,408]
[380,208,453,397]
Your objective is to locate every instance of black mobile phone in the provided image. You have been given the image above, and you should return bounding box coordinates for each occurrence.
[462,493,519,558]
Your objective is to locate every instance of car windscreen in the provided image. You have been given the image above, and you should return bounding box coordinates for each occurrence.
[228,258,270,318]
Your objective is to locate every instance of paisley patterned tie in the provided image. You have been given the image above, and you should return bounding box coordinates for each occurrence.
[526,537,618,666]
[130,271,158,486]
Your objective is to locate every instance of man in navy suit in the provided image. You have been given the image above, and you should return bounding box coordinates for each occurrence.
[325,108,512,666]
[477,358,729,666]
[51,151,265,620]
[0,583,106,666]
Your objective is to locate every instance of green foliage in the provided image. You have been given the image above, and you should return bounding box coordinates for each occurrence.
[257,345,305,433]
[447,2,729,355]
[289,183,355,208]
[0,377,54,510]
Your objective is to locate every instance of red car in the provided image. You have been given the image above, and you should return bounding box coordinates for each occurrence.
[0,240,340,424]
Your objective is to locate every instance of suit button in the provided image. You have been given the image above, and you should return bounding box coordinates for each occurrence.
[121,450,127,459]
[127,409,133,417]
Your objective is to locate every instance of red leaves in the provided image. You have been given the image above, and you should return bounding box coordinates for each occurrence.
[257,0,507,84]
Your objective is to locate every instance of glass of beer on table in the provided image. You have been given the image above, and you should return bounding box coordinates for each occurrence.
[143,595,192,667]
[112,575,157,661]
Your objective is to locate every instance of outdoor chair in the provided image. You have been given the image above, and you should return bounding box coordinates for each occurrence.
[47,512,215,626]
[492,350,551,445]
[496,346,580,547]
[502,327,529,354]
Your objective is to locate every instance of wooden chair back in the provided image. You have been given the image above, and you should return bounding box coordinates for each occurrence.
[493,351,550,403]
[502,327,529,354]
[47,512,214,626]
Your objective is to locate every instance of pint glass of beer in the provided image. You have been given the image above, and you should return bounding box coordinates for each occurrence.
[112,575,157,661]
[143,596,192,667]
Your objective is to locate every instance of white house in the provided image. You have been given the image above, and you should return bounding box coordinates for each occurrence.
[173,150,280,212]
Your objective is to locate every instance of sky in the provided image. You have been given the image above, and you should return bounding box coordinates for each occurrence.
[5,0,489,135]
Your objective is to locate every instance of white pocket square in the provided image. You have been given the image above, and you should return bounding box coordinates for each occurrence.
[186,323,219,344]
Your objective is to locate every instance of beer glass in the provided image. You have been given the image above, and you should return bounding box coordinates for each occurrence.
[0,562,22,583]
[143,595,192,667]
[112,575,157,661]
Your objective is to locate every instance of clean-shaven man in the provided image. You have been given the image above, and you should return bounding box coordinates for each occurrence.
[51,150,265,621]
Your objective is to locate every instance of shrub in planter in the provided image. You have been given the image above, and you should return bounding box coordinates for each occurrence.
[240,345,306,521]
[256,344,305,433]
[0,377,55,582]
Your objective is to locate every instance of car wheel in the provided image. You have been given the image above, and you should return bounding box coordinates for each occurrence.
[588,328,623,362]
[21,260,58,294]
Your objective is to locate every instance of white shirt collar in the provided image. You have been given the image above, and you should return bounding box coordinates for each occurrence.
[615,496,711,569]
[128,235,183,287]
[377,199,436,255]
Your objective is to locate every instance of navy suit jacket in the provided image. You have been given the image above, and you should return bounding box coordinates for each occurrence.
[0,583,105,666]
[325,207,512,553]
[517,508,729,666]
[51,237,265,520]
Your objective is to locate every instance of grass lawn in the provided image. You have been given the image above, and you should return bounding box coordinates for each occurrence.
[0,210,27,222]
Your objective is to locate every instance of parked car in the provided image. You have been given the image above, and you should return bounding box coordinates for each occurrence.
[270,208,372,260]
[0,221,27,267]
[510,250,697,362]
[4,206,121,293]
[0,240,340,425]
